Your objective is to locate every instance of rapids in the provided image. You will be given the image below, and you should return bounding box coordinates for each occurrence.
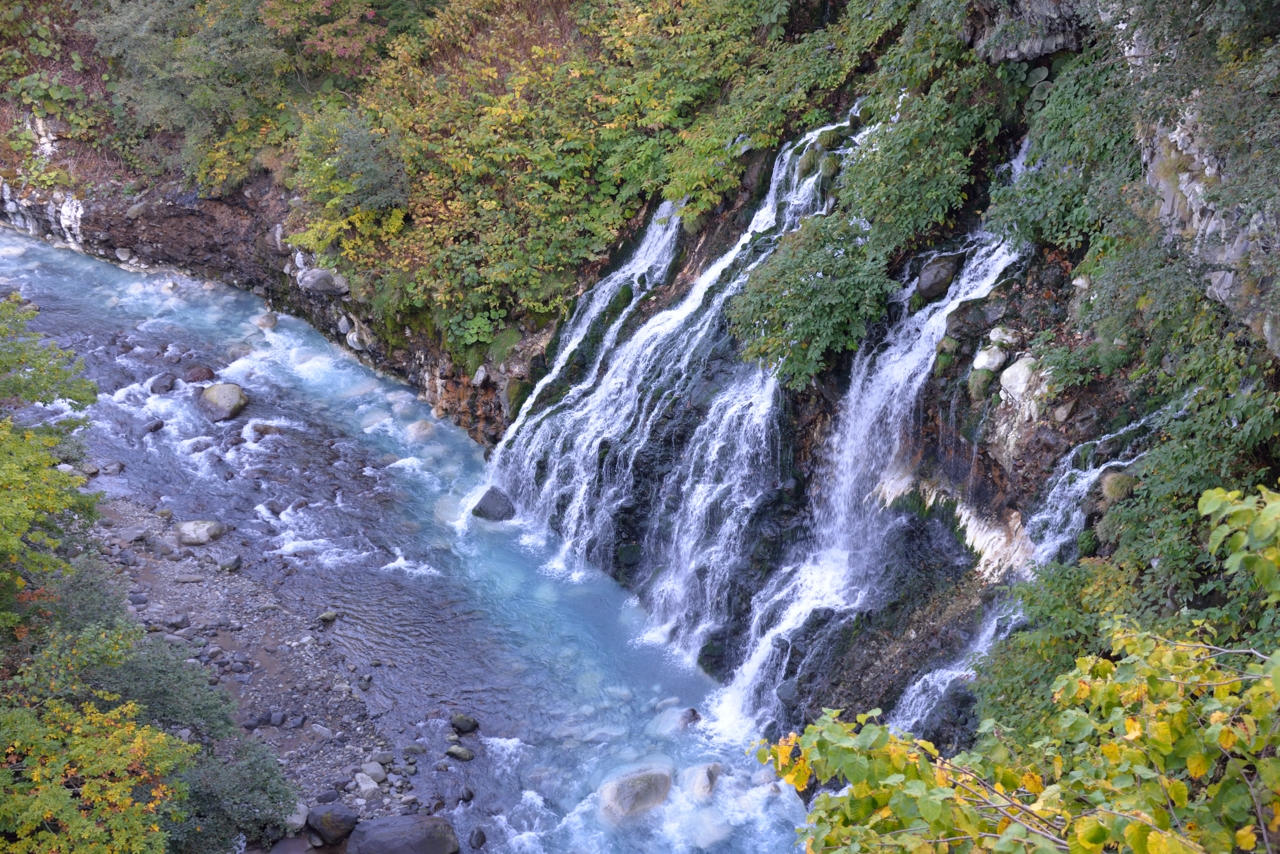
[3,231,806,853]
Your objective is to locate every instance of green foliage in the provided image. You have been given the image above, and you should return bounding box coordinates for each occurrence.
[84,0,299,177]
[90,637,238,740]
[164,738,296,854]
[986,47,1142,250]
[0,295,97,615]
[727,216,897,389]
[772,627,1280,853]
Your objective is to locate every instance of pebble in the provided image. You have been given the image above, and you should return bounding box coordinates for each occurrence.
[445,745,475,762]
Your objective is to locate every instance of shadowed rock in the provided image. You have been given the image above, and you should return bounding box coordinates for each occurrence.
[346,815,460,854]
[471,487,515,521]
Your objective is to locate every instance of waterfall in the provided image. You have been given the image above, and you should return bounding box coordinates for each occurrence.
[887,410,1167,736]
[706,234,1024,736]
[493,116,853,623]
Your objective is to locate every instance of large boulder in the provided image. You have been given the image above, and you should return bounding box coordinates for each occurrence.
[200,383,248,421]
[307,803,359,845]
[175,520,227,546]
[346,815,460,854]
[1000,356,1041,401]
[471,487,516,522]
[597,760,674,822]
[916,253,963,301]
[298,268,350,295]
[972,345,1007,373]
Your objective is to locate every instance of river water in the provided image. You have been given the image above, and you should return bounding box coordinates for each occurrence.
[2,231,804,853]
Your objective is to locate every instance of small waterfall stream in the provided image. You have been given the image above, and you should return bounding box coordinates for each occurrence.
[493,118,855,660]
[888,412,1167,735]
[707,234,1024,735]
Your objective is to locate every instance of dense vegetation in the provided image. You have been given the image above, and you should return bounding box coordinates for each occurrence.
[0,296,295,853]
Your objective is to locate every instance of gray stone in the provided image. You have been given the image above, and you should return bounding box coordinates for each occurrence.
[471,488,515,522]
[307,803,359,844]
[183,365,215,383]
[354,772,381,800]
[150,373,176,394]
[445,745,474,762]
[361,761,388,783]
[449,713,479,734]
[268,838,308,854]
[469,828,486,849]
[679,763,723,804]
[255,312,278,329]
[988,326,1018,346]
[598,761,674,822]
[319,610,338,623]
[298,268,349,295]
[284,800,309,833]
[219,555,242,571]
[315,789,340,804]
[102,461,125,475]
[173,574,205,583]
[312,724,333,739]
[374,751,395,765]
[972,346,1007,373]
[127,593,148,605]
[346,815,460,854]
[775,680,799,705]
[999,356,1040,400]
[176,520,227,546]
[916,253,962,301]
[200,383,249,421]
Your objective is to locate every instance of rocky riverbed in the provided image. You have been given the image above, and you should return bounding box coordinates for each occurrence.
[92,494,486,852]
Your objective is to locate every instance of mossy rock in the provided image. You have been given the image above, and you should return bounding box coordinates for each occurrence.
[816,128,846,150]
[506,379,532,415]
[938,336,960,354]
[462,344,485,377]
[797,146,820,180]
[934,351,954,376]
[1101,472,1137,503]
[818,153,841,180]
[487,326,522,366]
[968,368,995,402]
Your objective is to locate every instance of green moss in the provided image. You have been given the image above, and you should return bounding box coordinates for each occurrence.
[487,327,522,366]
[968,368,994,402]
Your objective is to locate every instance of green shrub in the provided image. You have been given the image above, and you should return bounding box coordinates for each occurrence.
[91,637,238,740]
[727,216,898,389]
[164,738,297,854]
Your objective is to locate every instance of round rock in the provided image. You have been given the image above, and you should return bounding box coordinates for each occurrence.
[346,815,460,854]
[200,383,249,421]
[450,713,479,734]
[307,803,359,845]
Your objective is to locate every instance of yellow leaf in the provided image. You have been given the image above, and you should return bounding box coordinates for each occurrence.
[1020,772,1045,794]
[1101,743,1121,763]
[1237,826,1258,851]
[1219,727,1237,750]
[1186,753,1210,779]
[1126,718,1143,740]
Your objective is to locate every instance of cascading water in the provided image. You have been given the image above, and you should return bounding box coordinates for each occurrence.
[492,118,854,666]
[887,408,1170,735]
[707,234,1024,737]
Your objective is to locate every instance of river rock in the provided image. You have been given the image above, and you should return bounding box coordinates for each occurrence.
[406,420,435,442]
[450,713,479,734]
[644,706,701,738]
[471,487,515,522]
[354,772,381,800]
[255,312,278,329]
[445,745,474,762]
[972,345,1006,373]
[298,268,350,295]
[361,761,388,783]
[468,828,486,849]
[200,383,248,420]
[307,803,359,844]
[346,815,460,854]
[917,253,962,301]
[150,373,176,394]
[183,365,215,383]
[175,520,227,545]
[679,763,723,803]
[989,326,1018,346]
[269,838,309,854]
[284,800,309,833]
[598,760,674,822]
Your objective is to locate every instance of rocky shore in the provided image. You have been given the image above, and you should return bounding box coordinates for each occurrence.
[92,494,485,852]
